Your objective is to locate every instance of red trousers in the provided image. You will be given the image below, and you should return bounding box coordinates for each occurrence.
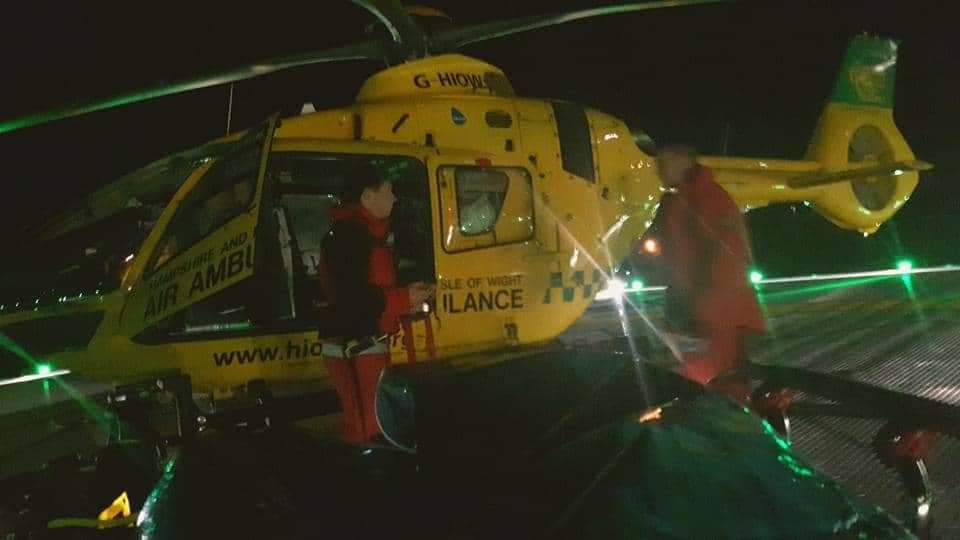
[323,352,389,444]
[681,326,747,385]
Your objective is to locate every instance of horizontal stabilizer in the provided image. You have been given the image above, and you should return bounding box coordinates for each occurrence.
[787,160,933,189]
[699,156,821,175]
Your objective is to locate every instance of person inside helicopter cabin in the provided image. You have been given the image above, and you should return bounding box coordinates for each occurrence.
[319,160,435,445]
[150,177,255,270]
[653,143,765,401]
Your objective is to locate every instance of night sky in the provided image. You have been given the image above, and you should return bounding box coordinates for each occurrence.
[0,0,954,276]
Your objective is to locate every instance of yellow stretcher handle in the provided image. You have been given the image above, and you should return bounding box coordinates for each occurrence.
[48,491,137,530]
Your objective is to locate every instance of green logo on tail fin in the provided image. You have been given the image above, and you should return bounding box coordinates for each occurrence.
[831,35,898,108]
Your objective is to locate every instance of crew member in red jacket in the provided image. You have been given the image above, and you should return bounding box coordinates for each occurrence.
[321,161,434,444]
[654,144,765,390]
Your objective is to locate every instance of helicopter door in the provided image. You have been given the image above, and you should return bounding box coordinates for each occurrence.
[266,153,435,331]
[119,115,279,336]
[434,162,537,348]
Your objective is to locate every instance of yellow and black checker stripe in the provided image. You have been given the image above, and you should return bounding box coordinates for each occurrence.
[542,269,604,304]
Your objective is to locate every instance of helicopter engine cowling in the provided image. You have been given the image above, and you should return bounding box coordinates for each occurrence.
[355,54,516,103]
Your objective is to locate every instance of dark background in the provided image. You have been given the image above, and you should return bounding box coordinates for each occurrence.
[0,0,953,277]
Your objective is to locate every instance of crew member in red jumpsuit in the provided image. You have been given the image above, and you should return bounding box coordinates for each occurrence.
[320,161,434,444]
[654,144,765,392]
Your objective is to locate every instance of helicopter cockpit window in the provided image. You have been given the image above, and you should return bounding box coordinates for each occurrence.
[439,166,534,253]
[147,149,260,273]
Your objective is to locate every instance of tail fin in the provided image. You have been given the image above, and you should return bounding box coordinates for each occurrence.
[705,36,929,234]
[829,35,898,109]
[804,35,921,233]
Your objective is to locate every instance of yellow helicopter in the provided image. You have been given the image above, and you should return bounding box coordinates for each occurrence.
[0,0,932,409]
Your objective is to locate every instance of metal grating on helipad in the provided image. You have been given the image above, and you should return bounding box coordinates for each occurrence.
[790,411,960,539]
[789,414,907,517]
[568,269,960,537]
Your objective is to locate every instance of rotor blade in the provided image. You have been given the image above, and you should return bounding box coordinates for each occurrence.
[433,0,735,50]
[350,0,426,55]
[0,41,384,136]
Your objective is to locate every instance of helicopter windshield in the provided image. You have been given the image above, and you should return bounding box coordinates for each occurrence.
[0,137,252,316]
[30,140,236,244]
[0,204,160,315]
